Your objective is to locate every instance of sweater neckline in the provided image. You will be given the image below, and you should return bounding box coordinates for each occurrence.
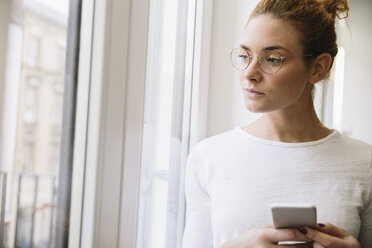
[235,126,339,147]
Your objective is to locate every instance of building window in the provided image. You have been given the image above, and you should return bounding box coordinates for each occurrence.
[51,84,63,126]
[55,46,65,73]
[24,77,40,124]
[23,142,34,172]
[28,36,40,67]
[0,0,77,247]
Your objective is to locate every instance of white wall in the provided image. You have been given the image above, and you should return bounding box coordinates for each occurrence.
[337,0,372,144]
[207,0,259,137]
[207,0,372,145]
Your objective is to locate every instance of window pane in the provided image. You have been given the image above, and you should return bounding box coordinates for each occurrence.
[137,0,188,247]
[0,0,77,247]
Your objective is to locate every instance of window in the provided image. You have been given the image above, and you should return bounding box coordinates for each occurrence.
[27,36,40,68]
[137,0,188,246]
[51,83,63,126]
[2,0,213,246]
[55,46,65,73]
[0,0,79,247]
[24,77,40,124]
[136,0,212,246]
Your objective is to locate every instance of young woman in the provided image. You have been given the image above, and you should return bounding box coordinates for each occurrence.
[182,0,372,247]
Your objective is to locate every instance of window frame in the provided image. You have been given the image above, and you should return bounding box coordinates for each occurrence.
[0,0,11,140]
[69,0,150,247]
[176,0,214,246]
[68,0,214,247]
[67,0,94,246]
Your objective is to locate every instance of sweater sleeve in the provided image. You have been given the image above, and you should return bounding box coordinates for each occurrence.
[182,146,213,248]
[358,150,372,247]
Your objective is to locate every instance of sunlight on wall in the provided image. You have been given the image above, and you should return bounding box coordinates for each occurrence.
[332,47,345,131]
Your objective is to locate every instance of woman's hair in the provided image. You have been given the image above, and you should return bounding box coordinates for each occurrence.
[249,0,349,67]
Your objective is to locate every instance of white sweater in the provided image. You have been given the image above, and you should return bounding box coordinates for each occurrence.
[182,127,372,248]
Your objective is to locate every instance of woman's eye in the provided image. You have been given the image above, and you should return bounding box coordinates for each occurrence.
[238,55,249,61]
[266,57,281,64]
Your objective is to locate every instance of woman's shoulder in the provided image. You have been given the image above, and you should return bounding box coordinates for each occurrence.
[332,132,372,151]
[190,127,243,152]
[329,133,372,171]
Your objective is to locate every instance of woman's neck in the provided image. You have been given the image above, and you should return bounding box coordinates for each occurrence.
[242,102,333,143]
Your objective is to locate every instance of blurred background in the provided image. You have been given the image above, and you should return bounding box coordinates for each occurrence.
[0,0,69,247]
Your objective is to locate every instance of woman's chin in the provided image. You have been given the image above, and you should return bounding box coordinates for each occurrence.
[244,102,265,113]
[245,106,264,113]
[244,103,275,114]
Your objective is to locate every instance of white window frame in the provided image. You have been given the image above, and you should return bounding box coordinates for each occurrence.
[188,0,213,147]
[69,0,150,247]
[0,0,11,131]
[176,0,214,247]
[69,0,214,247]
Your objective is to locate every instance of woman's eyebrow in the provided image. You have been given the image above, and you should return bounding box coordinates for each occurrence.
[263,46,290,53]
[240,44,290,53]
[240,44,251,51]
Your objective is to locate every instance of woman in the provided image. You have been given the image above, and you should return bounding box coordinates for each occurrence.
[182,0,372,247]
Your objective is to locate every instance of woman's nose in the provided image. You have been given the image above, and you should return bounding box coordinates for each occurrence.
[242,56,262,81]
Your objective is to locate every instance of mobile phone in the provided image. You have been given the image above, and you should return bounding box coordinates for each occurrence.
[271,203,317,229]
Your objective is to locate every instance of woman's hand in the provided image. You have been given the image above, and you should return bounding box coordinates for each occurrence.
[299,223,361,248]
[220,226,313,248]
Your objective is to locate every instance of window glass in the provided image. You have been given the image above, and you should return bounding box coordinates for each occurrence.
[0,0,76,247]
[27,36,40,67]
[137,0,189,247]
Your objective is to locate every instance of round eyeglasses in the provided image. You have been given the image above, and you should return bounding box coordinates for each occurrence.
[230,48,312,74]
[230,48,286,74]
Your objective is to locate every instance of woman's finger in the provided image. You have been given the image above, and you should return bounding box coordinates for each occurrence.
[300,226,345,247]
[274,242,314,248]
[316,222,349,237]
[266,228,312,243]
[312,242,325,248]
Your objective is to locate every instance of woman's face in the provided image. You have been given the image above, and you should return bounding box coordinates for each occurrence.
[239,14,312,113]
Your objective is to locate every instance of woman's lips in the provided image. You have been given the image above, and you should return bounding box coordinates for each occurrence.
[244,88,265,97]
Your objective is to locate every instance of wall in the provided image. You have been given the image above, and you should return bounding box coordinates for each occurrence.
[338,0,372,144]
[207,0,372,145]
[207,0,259,137]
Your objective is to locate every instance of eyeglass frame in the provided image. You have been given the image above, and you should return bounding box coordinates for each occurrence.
[230,47,313,74]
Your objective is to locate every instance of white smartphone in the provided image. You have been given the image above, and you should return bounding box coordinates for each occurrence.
[271,203,317,229]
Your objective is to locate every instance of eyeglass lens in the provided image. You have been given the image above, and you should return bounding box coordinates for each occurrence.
[230,48,283,74]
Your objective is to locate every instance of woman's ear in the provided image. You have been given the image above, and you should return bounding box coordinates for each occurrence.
[308,53,333,84]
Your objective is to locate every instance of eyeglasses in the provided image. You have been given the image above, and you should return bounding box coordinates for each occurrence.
[230,48,312,74]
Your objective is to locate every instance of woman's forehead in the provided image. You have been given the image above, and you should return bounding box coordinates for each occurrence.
[241,14,302,54]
